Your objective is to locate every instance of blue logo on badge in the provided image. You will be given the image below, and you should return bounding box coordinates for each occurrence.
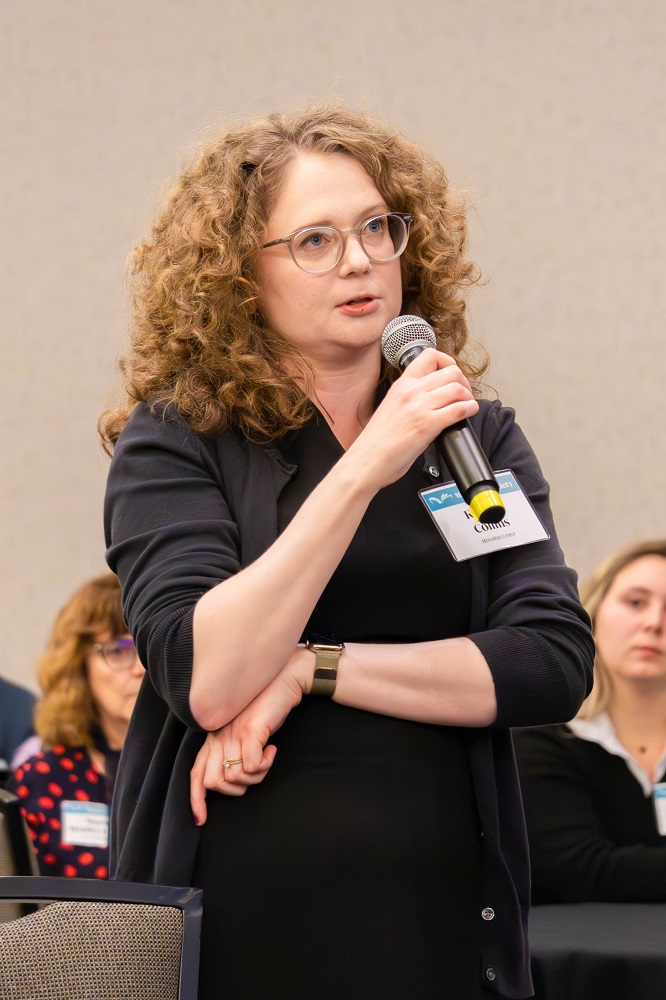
[423,471,519,511]
[423,488,465,511]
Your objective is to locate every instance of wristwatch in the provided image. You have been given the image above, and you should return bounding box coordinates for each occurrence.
[305,636,344,696]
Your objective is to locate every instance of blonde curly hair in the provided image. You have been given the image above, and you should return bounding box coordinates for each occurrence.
[34,573,126,749]
[100,103,486,451]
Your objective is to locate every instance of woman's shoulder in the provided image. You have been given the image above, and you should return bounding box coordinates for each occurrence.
[11,745,92,785]
[117,400,201,448]
[110,400,287,497]
[474,397,513,423]
[114,399,252,463]
[472,398,522,454]
[472,398,548,497]
[513,723,605,772]
[16,744,90,775]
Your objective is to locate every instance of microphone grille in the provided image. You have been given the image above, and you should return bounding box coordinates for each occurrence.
[381,315,437,368]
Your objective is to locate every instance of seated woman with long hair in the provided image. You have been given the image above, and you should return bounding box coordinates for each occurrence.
[8,573,145,878]
[514,539,666,902]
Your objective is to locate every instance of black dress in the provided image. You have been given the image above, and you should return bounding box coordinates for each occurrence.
[193,412,487,999]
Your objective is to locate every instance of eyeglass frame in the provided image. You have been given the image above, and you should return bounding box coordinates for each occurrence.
[260,212,414,274]
[92,636,139,672]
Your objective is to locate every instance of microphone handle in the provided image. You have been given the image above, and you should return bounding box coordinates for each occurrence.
[438,420,506,524]
[439,419,497,496]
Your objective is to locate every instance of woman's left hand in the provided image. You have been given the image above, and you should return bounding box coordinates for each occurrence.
[189,650,308,823]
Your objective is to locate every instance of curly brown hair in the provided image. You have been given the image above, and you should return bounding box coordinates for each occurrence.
[577,539,666,719]
[34,573,126,749]
[100,103,486,452]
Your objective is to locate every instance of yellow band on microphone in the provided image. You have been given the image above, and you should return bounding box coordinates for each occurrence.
[469,489,505,524]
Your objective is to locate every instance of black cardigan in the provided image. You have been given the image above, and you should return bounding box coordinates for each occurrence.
[104,397,594,999]
[514,723,666,903]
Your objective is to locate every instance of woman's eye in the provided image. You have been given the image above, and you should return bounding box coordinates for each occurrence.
[365,218,384,234]
[299,230,330,250]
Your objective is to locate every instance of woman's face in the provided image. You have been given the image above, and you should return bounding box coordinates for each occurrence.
[85,632,146,741]
[255,151,403,369]
[595,555,666,688]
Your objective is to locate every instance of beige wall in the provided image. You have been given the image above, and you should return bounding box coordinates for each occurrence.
[2,0,665,691]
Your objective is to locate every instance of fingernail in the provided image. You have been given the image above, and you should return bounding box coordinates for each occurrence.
[193,815,201,826]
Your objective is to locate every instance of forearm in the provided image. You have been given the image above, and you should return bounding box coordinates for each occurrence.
[294,637,497,726]
[190,638,497,812]
[191,355,480,729]
[190,635,497,817]
[191,448,378,729]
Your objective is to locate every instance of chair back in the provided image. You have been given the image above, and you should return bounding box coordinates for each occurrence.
[0,875,202,999]
[0,789,39,922]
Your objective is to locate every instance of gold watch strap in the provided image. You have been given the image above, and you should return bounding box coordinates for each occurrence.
[306,641,343,696]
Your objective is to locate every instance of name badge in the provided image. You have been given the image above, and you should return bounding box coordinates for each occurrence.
[653,784,666,836]
[420,470,549,562]
[61,800,109,848]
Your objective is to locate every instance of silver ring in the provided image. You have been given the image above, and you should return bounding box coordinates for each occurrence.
[223,757,243,769]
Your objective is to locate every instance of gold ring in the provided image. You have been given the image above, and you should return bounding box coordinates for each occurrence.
[223,757,243,769]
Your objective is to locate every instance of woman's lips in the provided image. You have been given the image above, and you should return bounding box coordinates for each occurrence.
[337,296,379,316]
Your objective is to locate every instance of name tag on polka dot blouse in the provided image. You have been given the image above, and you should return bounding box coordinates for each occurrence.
[61,800,109,848]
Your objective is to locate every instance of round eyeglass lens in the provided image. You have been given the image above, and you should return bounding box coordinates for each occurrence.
[101,637,137,670]
[360,214,408,260]
[292,227,342,272]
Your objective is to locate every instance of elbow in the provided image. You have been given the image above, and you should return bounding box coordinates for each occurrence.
[190,610,238,730]
[561,654,596,723]
[189,678,237,732]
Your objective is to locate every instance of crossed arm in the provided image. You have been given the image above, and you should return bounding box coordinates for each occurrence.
[188,349,495,818]
[106,349,593,824]
[190,636,496,821]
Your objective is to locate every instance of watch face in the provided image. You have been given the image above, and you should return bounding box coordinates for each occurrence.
[307,631,342,648]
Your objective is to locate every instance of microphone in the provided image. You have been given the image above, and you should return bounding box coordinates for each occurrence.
[381,315,505,524]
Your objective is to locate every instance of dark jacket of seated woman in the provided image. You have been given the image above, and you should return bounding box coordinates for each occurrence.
[514,539,666,903]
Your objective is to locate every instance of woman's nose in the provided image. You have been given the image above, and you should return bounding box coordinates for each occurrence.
[338,233,372,275]
[131,655,147,676]
[644,602,666,632]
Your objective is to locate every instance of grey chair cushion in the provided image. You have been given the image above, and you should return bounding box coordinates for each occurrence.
[0,899,184,999]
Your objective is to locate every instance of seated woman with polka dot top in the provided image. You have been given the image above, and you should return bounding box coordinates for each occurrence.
[9,573,145,878]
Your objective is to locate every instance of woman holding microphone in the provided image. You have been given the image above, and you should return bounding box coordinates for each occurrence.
[102,104,593,999]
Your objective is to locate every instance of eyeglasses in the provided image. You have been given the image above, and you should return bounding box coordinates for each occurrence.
[93,637,139,672]
[261,212,413,274]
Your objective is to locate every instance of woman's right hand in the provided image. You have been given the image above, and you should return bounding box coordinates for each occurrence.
[347,347,479,491]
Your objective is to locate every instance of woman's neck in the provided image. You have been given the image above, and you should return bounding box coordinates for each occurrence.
[311,359,382,450]
[608,684,666,775]
[89,718,127,776]
[97,715,128,753]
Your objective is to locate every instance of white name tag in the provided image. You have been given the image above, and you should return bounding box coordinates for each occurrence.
[653,784,666,836]
[420,470,549,561]
[61,800,109,848]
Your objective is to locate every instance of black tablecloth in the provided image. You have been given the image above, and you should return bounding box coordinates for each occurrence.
[529,903,666,1000]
